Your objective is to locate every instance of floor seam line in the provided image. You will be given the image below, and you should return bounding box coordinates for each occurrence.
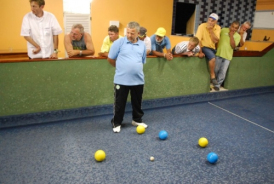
[208,102,274,134]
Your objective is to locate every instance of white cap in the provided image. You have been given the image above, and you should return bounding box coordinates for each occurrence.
[209,13,219,21]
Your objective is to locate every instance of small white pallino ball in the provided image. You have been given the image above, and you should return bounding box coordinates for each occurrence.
[150,156,154,161]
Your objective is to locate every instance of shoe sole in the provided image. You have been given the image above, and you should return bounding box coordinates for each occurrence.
[132,121,148,128]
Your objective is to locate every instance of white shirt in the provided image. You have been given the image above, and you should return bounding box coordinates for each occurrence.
[174,41,200,54]
[238,26,247,42]
[144,36,151,53]
[21,11,62,58]
[234,26,247,50]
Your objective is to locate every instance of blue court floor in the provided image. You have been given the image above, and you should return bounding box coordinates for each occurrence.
[1,93,274,184]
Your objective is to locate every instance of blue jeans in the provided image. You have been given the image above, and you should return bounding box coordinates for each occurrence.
[202,47,216,61]
[214,56,230,88]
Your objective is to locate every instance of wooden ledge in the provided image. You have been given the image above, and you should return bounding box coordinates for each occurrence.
[0,55,158,63]
[233,42,274,57]
[1,43,273,63]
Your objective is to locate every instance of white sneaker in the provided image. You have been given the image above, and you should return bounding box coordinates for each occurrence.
[113,126,121,133]
[220,86,228,91]
[132,120,148,128]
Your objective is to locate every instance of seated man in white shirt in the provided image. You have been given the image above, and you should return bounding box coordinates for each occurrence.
[20,0,62,59]
[172,37,200,57]
[138,27,151,55]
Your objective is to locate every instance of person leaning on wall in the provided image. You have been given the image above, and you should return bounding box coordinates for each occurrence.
[172,36,200,57]
[138,27,151,55]
[20,0,62,59]
[64,24,95,58]
[98,25,122,57]
[195,13,221,87]
[234,21,251,50]
[150,27,173,61]
[213,20,241,91]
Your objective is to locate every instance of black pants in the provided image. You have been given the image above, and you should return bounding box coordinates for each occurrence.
[111,84,144,127]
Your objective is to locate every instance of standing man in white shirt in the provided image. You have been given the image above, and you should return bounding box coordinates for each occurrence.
[21,0,62,59]
[235,21,251,50]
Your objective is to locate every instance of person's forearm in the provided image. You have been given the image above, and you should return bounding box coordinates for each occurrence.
[81,49,95,56]
[198,43,203,53]
[24,36,40,48]
[107,58,116,67]
[152,50,165,57]
[209,30,219,43]
[197,43,205,58]
[69,49,94,57]
[53,35,58,50]
[239,37,245,47]
[230,35,236,49]
[181,52,189,56]
[98,52,109,57]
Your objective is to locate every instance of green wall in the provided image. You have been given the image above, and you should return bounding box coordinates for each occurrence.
[225,49,274,89]
[1,49,274,117]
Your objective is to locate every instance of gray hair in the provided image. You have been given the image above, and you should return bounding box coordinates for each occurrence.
[72,24,84,34]
[127,22,140,32]
[244,21,252,27]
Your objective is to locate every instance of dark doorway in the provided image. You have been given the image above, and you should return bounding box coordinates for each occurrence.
[173,2,196,35]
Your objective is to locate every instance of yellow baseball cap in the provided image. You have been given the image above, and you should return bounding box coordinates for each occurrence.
[155,27,166,37]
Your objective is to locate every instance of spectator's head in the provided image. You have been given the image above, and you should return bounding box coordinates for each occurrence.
[188,37,199,51]
[230,20,240,33]
[70,24,84,41]
[138,27,147,41]
[108,25,120,42]
[126,21,140,43]
[155,27,166,43]
[240,21,251,32]
[29,0,45,7]
[207,13,219,27]
[29,0,45,16]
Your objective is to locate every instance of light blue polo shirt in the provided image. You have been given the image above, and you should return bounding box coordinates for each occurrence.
[108,37,146,85]
[150,34,171,53]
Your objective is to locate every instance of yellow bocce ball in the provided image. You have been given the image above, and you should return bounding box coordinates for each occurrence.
[198,137,209,148]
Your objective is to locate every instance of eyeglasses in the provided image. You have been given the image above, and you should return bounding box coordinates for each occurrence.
[138,34,146,38]
[70,32,80,36]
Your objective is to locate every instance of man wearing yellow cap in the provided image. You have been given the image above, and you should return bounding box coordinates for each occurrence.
[196,13,221,86]
[150,27,173,61]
